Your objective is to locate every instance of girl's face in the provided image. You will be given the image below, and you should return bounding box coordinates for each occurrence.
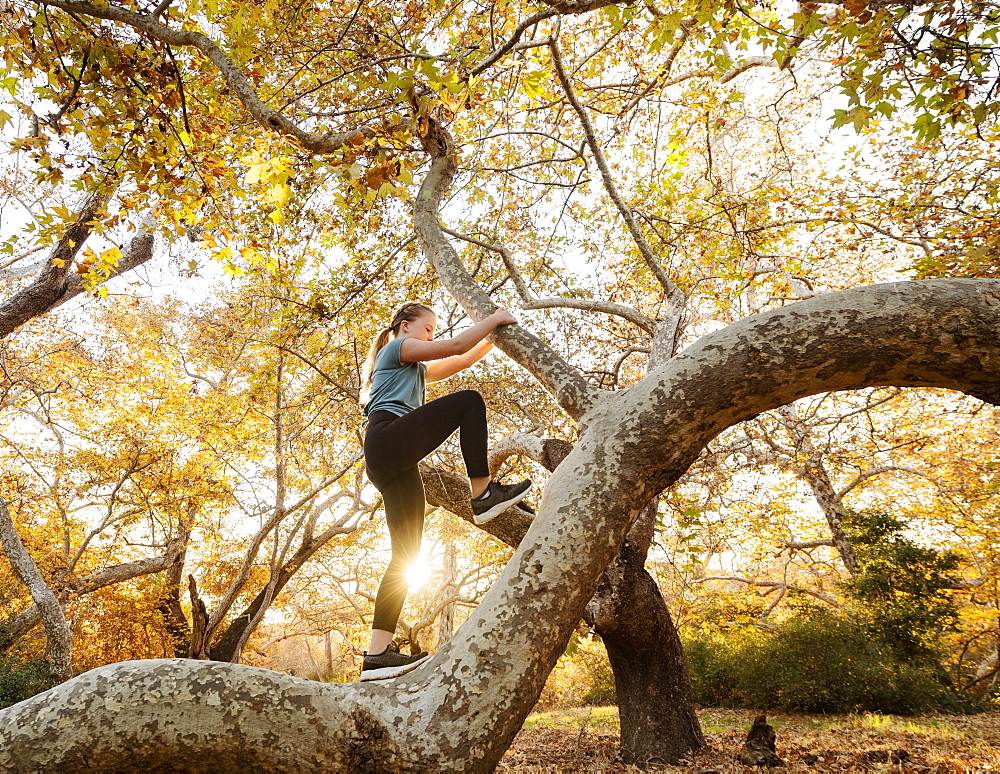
[401,312,436,341]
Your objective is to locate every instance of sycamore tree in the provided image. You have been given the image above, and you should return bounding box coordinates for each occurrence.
[1,0,1000,770]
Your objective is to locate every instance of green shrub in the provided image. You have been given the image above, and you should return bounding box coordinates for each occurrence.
[842,511,962,661]
[0,656,51,709]
[685,609,983,714]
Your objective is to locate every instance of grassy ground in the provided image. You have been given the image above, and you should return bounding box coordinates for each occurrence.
[498,707,1000,771]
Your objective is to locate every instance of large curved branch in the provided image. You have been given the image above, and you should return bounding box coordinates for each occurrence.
[4,279,1000,771]
[412,124,603,422]
[624,280,1000,488]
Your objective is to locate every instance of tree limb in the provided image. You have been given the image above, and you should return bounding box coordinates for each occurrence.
[442,226,657,334]
[692,575,843,608]
[204,452,363,639]
[30,0,409,154]
[0,185,113,339]
[412,119,604,423]
[469,9,560,76]
[783,538,836,550]
[0,499,73,682]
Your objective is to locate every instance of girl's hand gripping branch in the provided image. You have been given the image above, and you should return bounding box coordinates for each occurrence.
[401,308,518,383]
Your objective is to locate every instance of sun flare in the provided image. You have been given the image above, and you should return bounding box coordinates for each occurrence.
[406,555,431,588]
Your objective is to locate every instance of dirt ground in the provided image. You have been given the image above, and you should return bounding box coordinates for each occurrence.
[497,707,1000,772]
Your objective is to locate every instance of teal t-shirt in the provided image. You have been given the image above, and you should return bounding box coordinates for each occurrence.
[364,337,426,418]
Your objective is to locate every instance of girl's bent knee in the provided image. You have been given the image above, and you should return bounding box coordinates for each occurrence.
[457,389,485,409]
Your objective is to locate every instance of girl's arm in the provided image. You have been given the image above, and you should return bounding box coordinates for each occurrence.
[400,309,516,363]
[425,340,492,383]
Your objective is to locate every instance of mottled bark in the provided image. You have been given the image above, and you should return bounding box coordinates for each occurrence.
[2,280,1000,771]
[800,456,858,573]
[437,543,458,646]
[0,499,72,683]
[501,441,704,764]
[429,449,703,766]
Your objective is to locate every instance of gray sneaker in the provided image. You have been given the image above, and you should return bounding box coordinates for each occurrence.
[471,479,533,525]
[360,641,430,681]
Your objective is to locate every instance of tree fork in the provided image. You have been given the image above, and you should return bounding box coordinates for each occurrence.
[462,438,706,765]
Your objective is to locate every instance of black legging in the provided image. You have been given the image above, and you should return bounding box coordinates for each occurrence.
[364,389,490,633]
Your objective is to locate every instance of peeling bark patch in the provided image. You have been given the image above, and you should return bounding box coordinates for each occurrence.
[347,706,399,773]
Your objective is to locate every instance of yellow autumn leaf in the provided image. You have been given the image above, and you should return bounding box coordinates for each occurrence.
[268,182,291,207]
[244,161,266,186]
[522,71,549,100]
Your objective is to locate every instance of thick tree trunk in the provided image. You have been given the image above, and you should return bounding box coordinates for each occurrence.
[2,279,1000,771]
[586,502,704,766]
[593,540,704,766]
[513,439,704,764]
[431,446,705,766]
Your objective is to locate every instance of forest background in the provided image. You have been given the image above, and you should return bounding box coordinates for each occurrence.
[1,0,1000,767]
